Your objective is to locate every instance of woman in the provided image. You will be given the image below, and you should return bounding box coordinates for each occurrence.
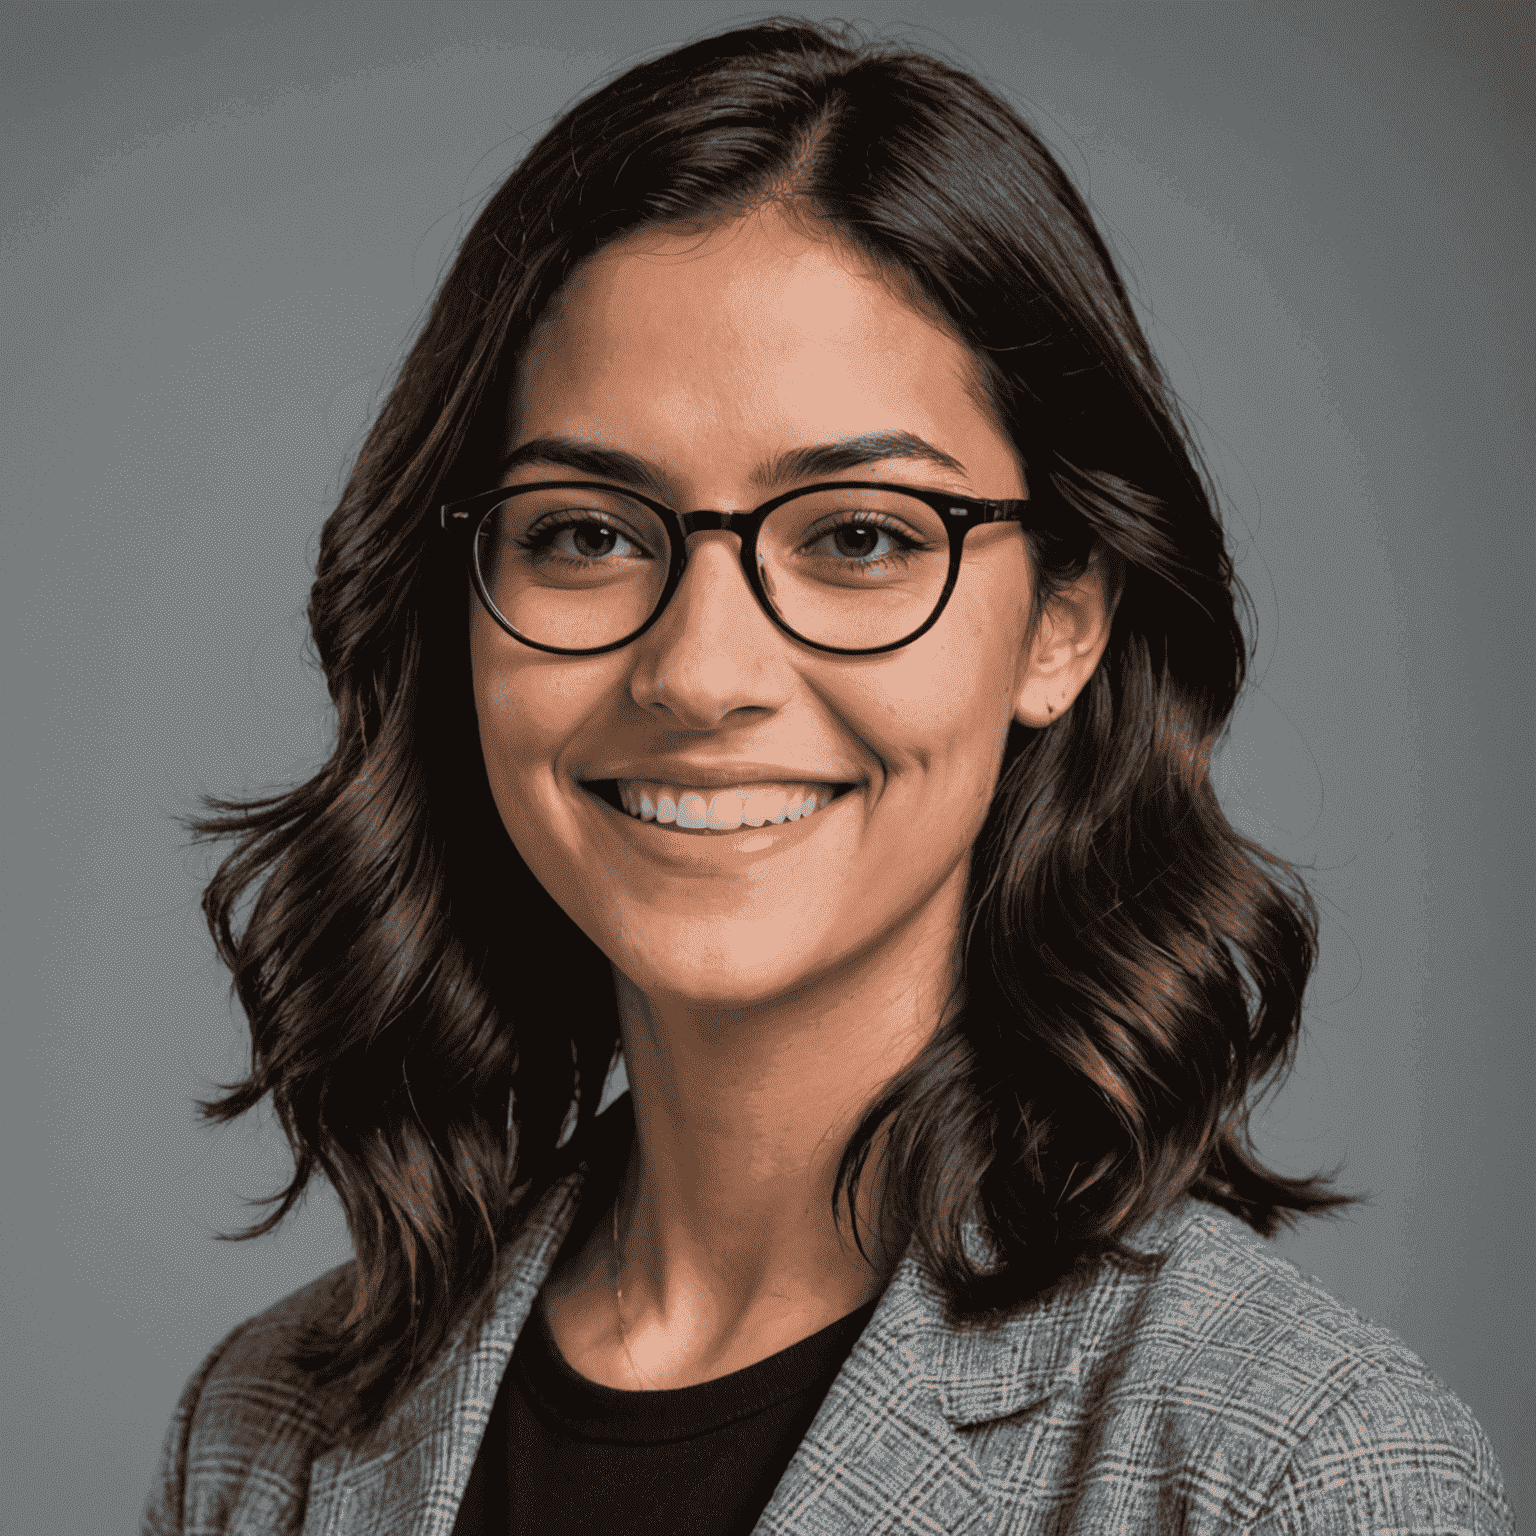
[143,20,1512,1535]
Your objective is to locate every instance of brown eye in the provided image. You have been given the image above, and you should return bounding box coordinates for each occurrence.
[831,523,882,559]
[569,523,622,559]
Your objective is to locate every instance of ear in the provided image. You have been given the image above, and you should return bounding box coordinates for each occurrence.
[1013,550,1116,728]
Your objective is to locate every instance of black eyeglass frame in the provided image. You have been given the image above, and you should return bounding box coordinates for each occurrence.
[439,478,1035,657]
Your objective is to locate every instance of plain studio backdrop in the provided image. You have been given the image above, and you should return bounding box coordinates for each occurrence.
[4,2,1531,1530]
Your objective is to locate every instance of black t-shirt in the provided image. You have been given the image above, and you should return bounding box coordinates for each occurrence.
[451,1100,878,1535]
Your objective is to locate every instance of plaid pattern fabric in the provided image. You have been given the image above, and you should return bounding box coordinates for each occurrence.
[143,1169,1515,1535]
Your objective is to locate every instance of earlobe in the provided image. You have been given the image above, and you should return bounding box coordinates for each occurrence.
[1012,556,1115,728]
[1014,682,1081,730]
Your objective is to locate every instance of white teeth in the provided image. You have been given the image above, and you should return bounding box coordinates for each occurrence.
[706,792,744,830]
[740,789,777,827]
[613,780,839,831]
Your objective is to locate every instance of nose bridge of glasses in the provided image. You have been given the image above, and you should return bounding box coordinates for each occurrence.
[674,510,761,582]
[676,509,746,537]
[666,511,776,612]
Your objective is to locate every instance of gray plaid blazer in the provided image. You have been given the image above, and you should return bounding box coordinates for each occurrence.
[143,1165,1514,1534]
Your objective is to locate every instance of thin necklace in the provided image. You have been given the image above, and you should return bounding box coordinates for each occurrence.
[611,1193,654,1390]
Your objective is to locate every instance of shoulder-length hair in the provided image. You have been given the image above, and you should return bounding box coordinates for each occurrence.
[193,19,1348,1433]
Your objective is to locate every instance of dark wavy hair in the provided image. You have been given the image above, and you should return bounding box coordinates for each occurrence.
[191,19,1350,1435]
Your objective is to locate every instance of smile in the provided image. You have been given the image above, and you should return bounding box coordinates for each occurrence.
[584,780,853,834]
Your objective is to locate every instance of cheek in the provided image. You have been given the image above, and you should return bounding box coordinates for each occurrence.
[474,668,533,803]
[470,647,616,932]
[471,628,530,787]
[850,600,1026,793]
[469,625,589,829]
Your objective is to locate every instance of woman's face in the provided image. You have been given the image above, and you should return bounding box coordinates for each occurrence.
[472,209,1037,1013]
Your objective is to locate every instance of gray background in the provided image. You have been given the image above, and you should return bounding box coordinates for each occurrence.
[4,2,1531,1529]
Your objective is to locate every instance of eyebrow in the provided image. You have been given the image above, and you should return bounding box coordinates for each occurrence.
[499,430,968,496]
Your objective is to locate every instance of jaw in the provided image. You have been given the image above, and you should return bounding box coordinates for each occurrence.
[599,850,976,1040]
[491,745,985,1018]
[556,783,970,1018]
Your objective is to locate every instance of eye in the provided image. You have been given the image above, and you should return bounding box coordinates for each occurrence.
[556,520,640,560]
[825,520,899,561]
[804,515,923,567]
[523,513,656,563]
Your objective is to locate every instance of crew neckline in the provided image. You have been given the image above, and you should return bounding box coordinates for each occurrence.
[515,1290,880,1444]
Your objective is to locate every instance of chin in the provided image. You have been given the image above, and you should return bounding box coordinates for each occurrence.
[604,917,842,1017]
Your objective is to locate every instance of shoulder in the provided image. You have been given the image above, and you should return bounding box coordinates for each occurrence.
[139,1161,590,1536]
[141,1262,356,1536]
[1138,1204,1511,1528]
[1127,1200,1431,1390]
[1251,1367,1514,1536]
[943,1202,1515,1533]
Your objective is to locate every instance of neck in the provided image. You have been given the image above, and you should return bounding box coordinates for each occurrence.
[606,903,961,1371]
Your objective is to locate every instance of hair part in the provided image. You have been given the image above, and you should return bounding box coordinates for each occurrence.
[190,18,1351,1439]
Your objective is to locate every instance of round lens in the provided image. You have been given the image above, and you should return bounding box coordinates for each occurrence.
[757,488,951,650]
[475,486,670,650]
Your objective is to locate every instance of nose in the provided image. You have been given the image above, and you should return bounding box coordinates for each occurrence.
[627,530,794,729]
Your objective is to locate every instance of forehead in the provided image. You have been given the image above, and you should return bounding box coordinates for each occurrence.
[510,210,1005,461]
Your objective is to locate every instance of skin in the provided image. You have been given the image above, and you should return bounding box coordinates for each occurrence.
[470,206,1111,1390]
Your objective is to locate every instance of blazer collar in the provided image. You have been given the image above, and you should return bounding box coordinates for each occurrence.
[302,1140,1193,1536]
[927,1202,1195,1430]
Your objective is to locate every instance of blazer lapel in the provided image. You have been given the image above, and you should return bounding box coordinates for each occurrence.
[301,1171,584,1536]
[751,1208,1186,1536]
[752,1246,1001,1536]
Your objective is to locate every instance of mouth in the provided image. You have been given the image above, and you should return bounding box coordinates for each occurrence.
[582,778,859,834]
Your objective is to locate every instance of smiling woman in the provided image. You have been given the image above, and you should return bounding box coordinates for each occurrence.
[143,20,1512,1536]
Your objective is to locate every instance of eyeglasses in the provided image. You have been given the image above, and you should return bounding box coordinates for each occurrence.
[439,479,1034,656]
